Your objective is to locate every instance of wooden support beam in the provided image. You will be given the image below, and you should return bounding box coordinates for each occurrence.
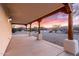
[68,12,73,40]
[26,6,68,25]
[37,20,42,40]
[25,24,27,31]
[29,23,32,32]
[65,4,73,40]
[12,23,25,25]
[38,20,42,34]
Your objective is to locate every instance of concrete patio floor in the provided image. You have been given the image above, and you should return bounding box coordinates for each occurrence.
[4,33,73,56]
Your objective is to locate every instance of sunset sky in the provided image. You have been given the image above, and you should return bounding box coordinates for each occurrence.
[31,12,68,28]
[31,11,79,28]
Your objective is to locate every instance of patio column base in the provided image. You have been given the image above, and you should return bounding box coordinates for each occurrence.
[64,39,79,55]
[37,33,42,40]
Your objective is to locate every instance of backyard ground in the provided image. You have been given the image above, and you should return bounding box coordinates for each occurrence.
[13,30,79,47]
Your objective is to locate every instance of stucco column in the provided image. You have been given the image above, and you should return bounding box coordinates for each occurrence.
[64,5,79,55]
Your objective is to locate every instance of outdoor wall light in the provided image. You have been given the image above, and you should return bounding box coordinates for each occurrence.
[8,16,12,22]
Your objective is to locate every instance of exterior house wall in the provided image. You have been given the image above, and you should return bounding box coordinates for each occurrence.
[0,5,12,55]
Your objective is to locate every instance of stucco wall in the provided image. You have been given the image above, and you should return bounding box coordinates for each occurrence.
[0,5,12,55]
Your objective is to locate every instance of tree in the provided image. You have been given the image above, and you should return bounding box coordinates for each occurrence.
[52,25,61,33]
[73,25,79,33]
[32,27,38,31]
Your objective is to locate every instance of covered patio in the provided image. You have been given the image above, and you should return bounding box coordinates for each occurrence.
[0,3,78,56]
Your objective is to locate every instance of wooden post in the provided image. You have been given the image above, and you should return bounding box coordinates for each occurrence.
[38,20,41,34]
[25,24,27,31]
[37,20,42,40]
[30,23,32,32]
[29,23,32,36]
[65,4,73,40]
[68,12,73,40]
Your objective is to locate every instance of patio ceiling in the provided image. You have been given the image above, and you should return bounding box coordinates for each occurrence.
[2,3,65,24]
